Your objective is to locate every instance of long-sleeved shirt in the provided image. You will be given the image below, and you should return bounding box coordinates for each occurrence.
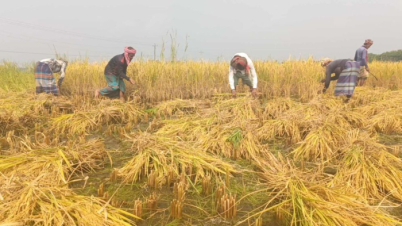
[324,59,350,89]
[104,54,130,80]
[354,46,369,69]
[228,53,258,90]
[40,58,67,86]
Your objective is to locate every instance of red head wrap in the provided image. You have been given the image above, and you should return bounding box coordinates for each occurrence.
[124,47,136,64]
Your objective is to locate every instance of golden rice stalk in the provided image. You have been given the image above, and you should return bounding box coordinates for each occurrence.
[51,100,144,136]
[0,138,107,185]
[0,178,138,225]
[154,116,213,141]
[349,87,397,107]
[262,97,299,120]
[257,118,302,145]
[292,123,347,163]
[0,150,71,185]
[152,99,203,118]
[330,131,402,202]
[241,161,400,226]
[367,108,402,134]
[118,133,236,185]
[214,97,262,123]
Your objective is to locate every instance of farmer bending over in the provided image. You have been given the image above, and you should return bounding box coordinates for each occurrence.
[321,58,360,102]
[229,53,258,98]
[35,58,68,96]
[354,39,373,86]
[95,47,136,101]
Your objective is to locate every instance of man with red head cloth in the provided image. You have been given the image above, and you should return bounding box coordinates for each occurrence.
[228,53,258,98]
[95,47,136,101]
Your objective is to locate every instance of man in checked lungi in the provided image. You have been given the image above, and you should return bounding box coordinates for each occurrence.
[228,53,258,98]
[320,58,360,102]
[354,39,373,86]
[95,47,136,102]
[35,58,68,96]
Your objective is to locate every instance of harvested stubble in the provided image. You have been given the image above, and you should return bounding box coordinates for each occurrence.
[117,132,236,185]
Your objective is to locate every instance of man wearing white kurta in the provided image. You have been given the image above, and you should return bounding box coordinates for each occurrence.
[228,53,258,98]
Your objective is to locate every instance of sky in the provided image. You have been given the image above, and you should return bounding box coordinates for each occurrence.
[0,0,401,63]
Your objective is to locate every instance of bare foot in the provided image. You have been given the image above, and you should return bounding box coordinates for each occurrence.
[94,89,100,98]
[119,91,125,102]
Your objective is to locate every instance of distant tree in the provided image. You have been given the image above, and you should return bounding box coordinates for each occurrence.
[369,50,402,62]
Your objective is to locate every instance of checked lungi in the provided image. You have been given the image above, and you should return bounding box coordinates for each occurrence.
[334,61,360,96]
[35,62,59,95]
[99,74,126,98]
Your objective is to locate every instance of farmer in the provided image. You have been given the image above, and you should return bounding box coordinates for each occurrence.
[354,39,373,86]
[35,58,68,96]
[95,47,136,101]
[228,53,258,98]
[321,58,360,102]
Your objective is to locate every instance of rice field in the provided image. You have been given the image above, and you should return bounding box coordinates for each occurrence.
[1,59,402,226]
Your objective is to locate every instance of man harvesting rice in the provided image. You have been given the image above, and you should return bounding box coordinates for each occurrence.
[35,58,68,96]
[321,58,360,102]
[229,53,258,98]
[95,47,136,101]
[354,39,373,86]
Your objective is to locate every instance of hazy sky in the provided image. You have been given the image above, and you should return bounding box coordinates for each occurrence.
[1,0,401,63]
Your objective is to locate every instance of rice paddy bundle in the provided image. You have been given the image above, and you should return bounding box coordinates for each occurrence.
[262,97,300,120]
[1,139,107,183]
[151,99,205,118]
[214,97,262,124]
[350,87,397,107]
[241,162,400,226]
[257,117,303,145]
[51,100,144,136]
[307,95,344,113]
[152,103,264,159]
[0,179,138,225]
[330,132,402,202]
[118,132,236,185]
[154,116,214,141]
[0,93,55,136]
[367,108,402,134]
[0,149,72,185]
[292,122,348,163]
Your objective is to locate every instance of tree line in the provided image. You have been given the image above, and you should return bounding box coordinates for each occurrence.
[369,50,402,62]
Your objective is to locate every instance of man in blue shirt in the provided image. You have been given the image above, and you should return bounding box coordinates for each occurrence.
[354,39,373,86]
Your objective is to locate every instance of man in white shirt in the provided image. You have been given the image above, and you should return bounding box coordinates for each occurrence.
[228,53,258,98]
[34,58,68,95]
